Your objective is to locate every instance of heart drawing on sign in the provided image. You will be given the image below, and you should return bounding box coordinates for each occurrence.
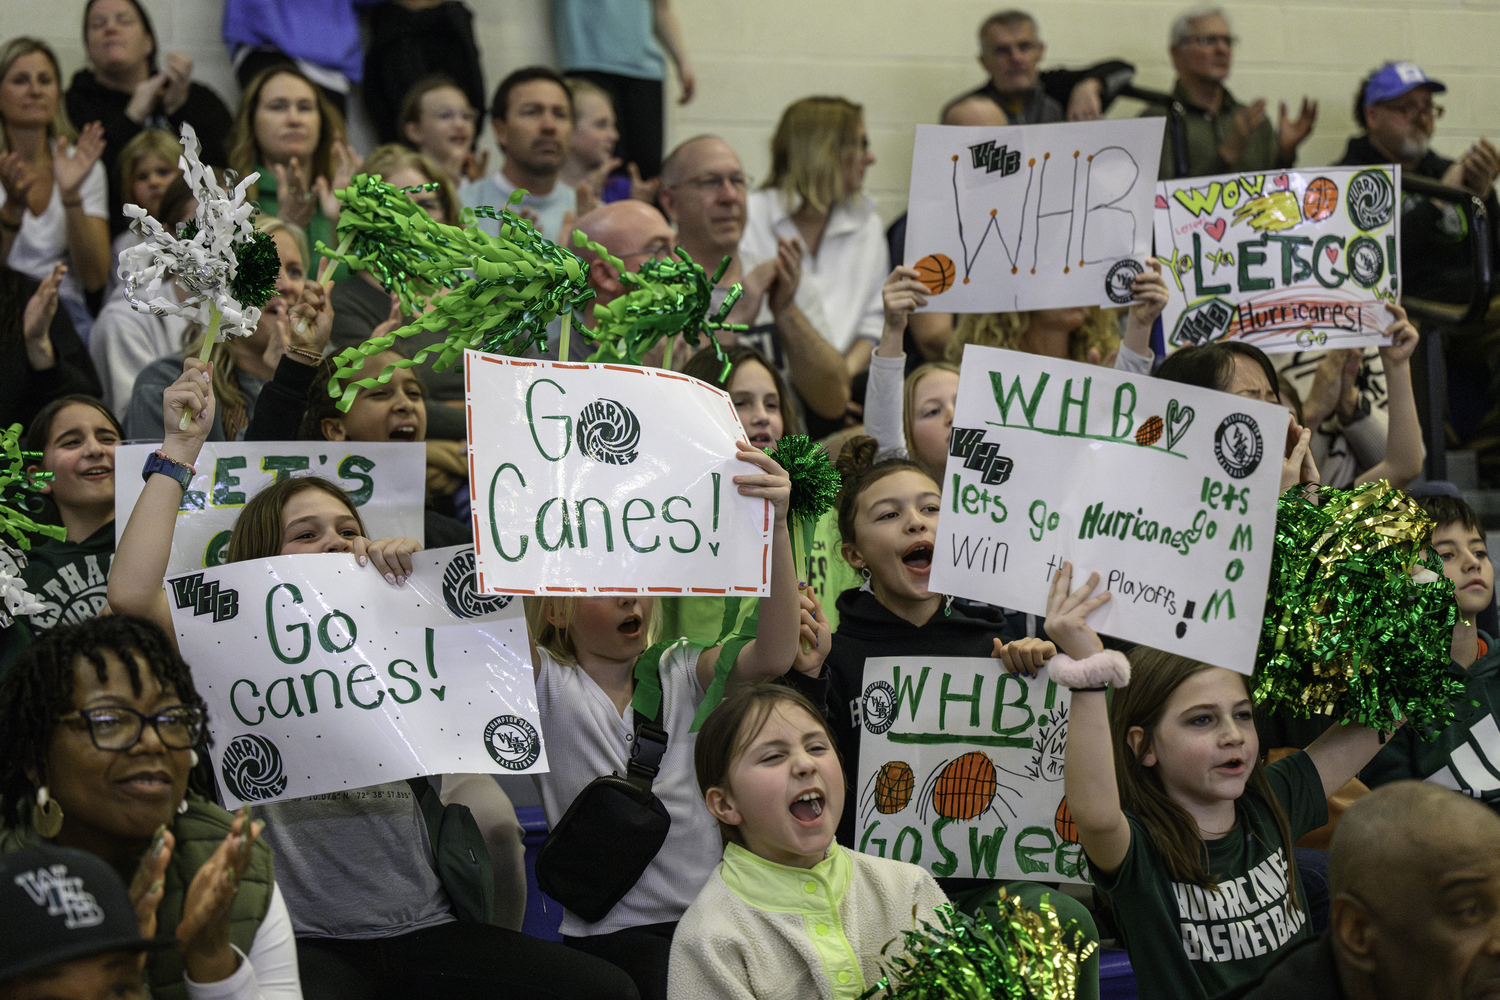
[1326,245,1339,263]
[1275,174,1290,189]
[1155,194,1169,209]
[1166,399,1195,452]
[1204,218,1227,241]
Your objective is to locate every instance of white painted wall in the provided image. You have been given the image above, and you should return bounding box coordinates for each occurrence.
[8,0,1498,224]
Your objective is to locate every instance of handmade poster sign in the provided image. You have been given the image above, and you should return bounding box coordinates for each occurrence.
[465,352,771,595]
[116,442,426,575]
[855,656,1083,884]
[929,346,1283,674]
[903,119,1164,314]
[1155,165,1401,353]
[171,545,542,808]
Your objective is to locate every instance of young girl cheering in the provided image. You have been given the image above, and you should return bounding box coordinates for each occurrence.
[523,438,827,1000]
[668,684,947,1000]
[1022,563,1393,1000]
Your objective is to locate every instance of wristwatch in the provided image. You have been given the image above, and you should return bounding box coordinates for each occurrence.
[142,450,195,490]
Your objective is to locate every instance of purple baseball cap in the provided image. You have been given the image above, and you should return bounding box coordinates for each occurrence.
[1364,62,1447,108]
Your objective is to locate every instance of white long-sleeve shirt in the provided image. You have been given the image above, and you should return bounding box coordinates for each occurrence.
[184,882,303,1000]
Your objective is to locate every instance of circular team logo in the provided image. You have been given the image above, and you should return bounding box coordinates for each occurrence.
[484,715,541,770]
[1214,414,1264,480]
[862,681,897,735]
[1345,235,1385,288]
[442,548,512,618]
[1346,169,1394,231]
[1104,259,1144,304]
[575,398,641,465]
[221,734,288,802]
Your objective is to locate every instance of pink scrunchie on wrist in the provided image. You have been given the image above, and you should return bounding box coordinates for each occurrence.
[1048,650,1130,690]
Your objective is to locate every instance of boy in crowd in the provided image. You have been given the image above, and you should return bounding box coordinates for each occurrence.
[1361,494,1500,801]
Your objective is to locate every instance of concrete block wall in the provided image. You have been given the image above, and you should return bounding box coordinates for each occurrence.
[5,0,1497,225]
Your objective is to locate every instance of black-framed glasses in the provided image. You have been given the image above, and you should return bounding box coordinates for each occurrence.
[1186,33,1237,48]
[60,706,205,752]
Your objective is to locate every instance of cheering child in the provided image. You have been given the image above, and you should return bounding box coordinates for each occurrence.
[107,358,639,999]
[668,683,946,999]
[523,436,828,1000]
[1012,563,1393,1000]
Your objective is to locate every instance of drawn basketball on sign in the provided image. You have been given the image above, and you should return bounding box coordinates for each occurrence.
[913,253,956,295]
[925,751,997,821]
[874,761,915,814]
[1303,176,1339,222]
[1135,414,1164,447]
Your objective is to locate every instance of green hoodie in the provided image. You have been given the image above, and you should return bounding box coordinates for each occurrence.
[1361,630,1500,804]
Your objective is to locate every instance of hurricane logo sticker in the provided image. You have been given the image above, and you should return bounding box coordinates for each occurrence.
[1346,169,1394,231]
[221,734,288,801]
[485,715,541,770]
[442,548,512,618]
[575,399,640,465]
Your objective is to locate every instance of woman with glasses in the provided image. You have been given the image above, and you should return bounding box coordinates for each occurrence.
[398,76,484,188]
[0,614,302,1000]
[742,96,886,380]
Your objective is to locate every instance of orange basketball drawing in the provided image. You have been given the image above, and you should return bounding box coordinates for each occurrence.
[914,253,956,295]
[932,751,997,821]
[874,761,915,814]
[1303,177,1339,222]
[1135,414,1164,447]
[1055,797,1079,843]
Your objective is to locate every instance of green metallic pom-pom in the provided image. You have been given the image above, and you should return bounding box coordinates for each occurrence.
[861,895,1096,1000]
[230,229,282,309]
[1252,481,1464,736]
[765,434,840,522]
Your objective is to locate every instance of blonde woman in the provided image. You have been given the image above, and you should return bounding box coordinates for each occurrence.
[945,305,1123,366]
[742,97,885,377]
[0,37,110,341]
[123,215,329,441]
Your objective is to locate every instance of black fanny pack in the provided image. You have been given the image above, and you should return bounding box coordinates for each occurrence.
[534,714,671,924]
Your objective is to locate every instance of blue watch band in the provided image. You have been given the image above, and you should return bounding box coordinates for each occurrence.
[142,451,194,491]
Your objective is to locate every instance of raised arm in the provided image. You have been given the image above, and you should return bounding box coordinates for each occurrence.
[1115,258,1165,373]
[696,445,807,689]
[866,266,929,457]
[1302,720,1388,799]
[108,359,215,649]
[1050,563,1133,876]
[1356,307,1424,488]
[769,238,850,421]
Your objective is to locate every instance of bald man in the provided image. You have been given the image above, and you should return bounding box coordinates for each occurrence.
[548,199,675,361]
[658,135,849,424]
[1223,780,1500,999]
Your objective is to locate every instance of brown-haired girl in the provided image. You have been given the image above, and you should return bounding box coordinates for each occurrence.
[820,435,1102,999]
[667,683,946,999]
[1020,563,1393,999]
[106,359,637,999]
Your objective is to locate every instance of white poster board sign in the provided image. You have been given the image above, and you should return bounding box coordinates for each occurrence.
[855,656,1083,884]
[465,352,770,596]
[170,545,542,808]
[930,346,1283,674]
[903,119,1164,313]
[1155,165,1401,353]
[117,442,427,575]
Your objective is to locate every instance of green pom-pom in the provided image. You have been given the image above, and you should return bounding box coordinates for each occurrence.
[765,435,840,522]
[0,424,63,552]
[861,895,1096,1000]
[230,229,281,309]
[1252,481,1464,735]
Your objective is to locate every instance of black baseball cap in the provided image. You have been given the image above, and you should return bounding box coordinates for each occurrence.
[0,844,171,983]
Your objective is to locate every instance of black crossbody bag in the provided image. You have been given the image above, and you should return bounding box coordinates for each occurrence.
[533,711,671,923]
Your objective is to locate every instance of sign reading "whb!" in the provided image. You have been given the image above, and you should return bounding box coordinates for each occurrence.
[465,352,771,596]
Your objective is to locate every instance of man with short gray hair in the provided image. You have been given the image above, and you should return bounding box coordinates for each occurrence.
[962,9,1135,125]
[1142,5,1317,179]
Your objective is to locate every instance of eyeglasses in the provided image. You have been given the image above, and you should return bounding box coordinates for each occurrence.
[673,173,749,194]
[1379,99,1443,120]
[1186,33,1237,48]
[619,244,673,262]
[60,706,205,752]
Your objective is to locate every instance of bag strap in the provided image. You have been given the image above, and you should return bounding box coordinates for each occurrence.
[407,776,443,848]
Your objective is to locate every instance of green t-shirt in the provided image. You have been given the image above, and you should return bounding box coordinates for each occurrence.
[807,508,862,634]
[1092,752,1327,1000]
[1361,633,1500,805]
[19,522,115,633]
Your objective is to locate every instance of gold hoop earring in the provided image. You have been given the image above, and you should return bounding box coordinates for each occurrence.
[33,786,63,838]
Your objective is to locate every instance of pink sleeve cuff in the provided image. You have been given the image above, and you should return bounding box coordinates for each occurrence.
[1049,650,1131,690]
